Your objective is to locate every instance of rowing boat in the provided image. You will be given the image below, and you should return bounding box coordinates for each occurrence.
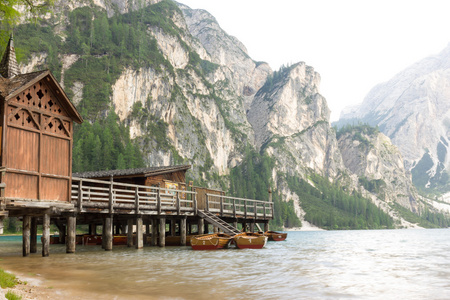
[233,232,268,249]
[190,233,233,250]
[264,231,287,241]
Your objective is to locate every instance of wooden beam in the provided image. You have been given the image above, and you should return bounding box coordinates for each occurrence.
[66,215,76,253]
[136,216,143,249]
[42,213,50,257]
[22,215,31,257]
[30,217,37,253]
[264,221,269,232]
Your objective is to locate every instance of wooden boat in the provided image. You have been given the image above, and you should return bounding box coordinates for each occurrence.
[190,233,233,250]
[264,231,287,241]
[234,232,268,249]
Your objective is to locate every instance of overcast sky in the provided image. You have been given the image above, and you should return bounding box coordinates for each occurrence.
[179,0,450,121]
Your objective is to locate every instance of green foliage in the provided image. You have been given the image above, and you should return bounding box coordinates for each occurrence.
[359,177,386,194]
[3,217,20,233]
[391,202,450,228]
[258,64,293,95]
[228,146,301,229]
[5,290,22,300]
[0,268,19,289]
[72,111,145,172]
[335,123,379,148]
[287,174,394,230]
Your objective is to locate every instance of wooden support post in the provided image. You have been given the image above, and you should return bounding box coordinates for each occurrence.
[30,217,37,253]
[233,220,238,230]
[136,216,143,249]
[109,176,114,214]
[22,215,31,257]
[180,217,187,246]
[220,196,223,217]
[206,194,209,211]
[204,223,209,234]
[104,215,113,251]
[159,217,166,247]
[242,222,247,232]
[176,192,180,215]
[233,199,236,218]
[89,224,96,236]
[127,219,134,247]
[264,221,269,232]
[151,218,157,246]
[193,189,197,214]
[67,215,76,253]
[42,214,50,257]
[77,179,83,211]
[254,202,257,219]
[214,226,219,233]
[101,218,106,249]
[263,202,266,220]
[244,201,247,219]
[198,218,204,234]
[135,186,140,214]
[249,223,255,233]
[157,189,161,215]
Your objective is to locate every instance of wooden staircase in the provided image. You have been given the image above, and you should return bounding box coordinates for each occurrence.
[197,210,241,235]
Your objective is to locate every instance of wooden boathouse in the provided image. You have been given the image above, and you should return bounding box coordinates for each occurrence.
[0,35,274,257]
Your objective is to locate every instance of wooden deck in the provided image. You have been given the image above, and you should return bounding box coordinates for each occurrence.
[71,177,273,220]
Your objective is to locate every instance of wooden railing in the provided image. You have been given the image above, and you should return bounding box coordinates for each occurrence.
[71,177,273,219]
[71,177,197,215]
[205,193,273,219]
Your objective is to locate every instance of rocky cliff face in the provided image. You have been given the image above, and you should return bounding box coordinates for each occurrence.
[16,0,438,227]
[337,127,419,212]
[339,44,450,192]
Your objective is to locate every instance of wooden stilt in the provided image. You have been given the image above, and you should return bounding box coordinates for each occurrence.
[204,223,209,234]
[89,224,95,235]
[213,226,218,233]
[249,223,255,233]
[104,216,113,251]
[151,218,157,246]
[180,217,187,246]
[159,217,166,247]
[145,219,150,245]
[30,217,37,253]
[127,218,134,247]
[101,218,106,249]
[42,214,50,257]
[233,221,238,230]
[136,217,143,249]
[242,222,247,232]
[66,215,76,253]
[264,222,269,232]
[22,215,31,257]
[198,218,204,234]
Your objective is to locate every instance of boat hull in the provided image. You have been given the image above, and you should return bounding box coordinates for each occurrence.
[266,231,287,241]
[234,233,268,249]
[190,234,232,250]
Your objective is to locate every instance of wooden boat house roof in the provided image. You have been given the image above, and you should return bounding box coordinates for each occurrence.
[73,165,192,179]
[0,35,82,124]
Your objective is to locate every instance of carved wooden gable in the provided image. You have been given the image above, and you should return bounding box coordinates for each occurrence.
[7,78,72,138]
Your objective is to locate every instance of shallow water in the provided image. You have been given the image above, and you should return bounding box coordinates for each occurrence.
[1,229,450,299]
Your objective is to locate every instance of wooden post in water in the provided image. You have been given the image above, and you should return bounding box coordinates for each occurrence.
[127,218,134,247]
[180,217,187,246]
[249,223,255,233]
[136,216,143,249]
[104,215,113,251]
[264,221,269,232]
[151,218,157,246]
[30,217,37,253]
[66,215,76,253]
[145,219,150,245]
[101,218,106,249]
[159,217,166,247]
[22,215,31,257]
[42,213,50,257]
[198,218,204,234]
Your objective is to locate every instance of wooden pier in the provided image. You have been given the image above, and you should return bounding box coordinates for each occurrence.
[0,35,274,257]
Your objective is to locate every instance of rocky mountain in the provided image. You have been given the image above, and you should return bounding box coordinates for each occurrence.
[11,0,450,228]
[339,44,450,193]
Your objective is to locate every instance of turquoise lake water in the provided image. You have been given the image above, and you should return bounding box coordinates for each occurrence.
[1,229,449,299]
